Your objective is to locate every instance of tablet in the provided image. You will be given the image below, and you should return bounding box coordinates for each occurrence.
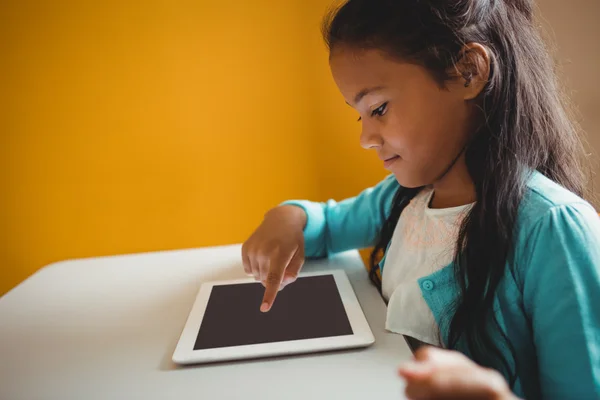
[172,269,375,364]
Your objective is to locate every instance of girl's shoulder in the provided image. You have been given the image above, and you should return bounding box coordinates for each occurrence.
[514,170,600,280]
[518,170,598,230]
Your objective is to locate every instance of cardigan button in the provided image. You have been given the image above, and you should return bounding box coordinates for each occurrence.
[422,280,435,291]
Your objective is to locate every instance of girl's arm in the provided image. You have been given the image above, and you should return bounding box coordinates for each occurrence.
[282,174,399,259]
[522,203,600,399]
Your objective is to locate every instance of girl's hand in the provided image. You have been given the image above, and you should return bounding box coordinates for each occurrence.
[241,205,307,312]
[398,347,519,400]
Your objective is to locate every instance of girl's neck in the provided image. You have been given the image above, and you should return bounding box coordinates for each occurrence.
[430,155,476,209]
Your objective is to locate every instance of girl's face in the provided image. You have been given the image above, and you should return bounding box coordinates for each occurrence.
[329,47,476,189]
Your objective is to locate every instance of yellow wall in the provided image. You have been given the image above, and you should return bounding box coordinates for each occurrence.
[0,0,386,295]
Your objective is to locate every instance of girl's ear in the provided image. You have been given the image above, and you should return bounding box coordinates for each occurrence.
[453,43,491,101]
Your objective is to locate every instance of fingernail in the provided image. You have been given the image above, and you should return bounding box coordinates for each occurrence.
[260,302,270,312]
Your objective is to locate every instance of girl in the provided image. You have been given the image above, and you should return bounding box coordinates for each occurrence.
[242,0,600,399]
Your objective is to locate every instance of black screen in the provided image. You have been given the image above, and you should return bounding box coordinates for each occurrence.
[194,275,353,350]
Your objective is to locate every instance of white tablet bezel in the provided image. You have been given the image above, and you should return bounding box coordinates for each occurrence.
[172,269,375,365]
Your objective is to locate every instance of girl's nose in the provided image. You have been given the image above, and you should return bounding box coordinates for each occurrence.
[360,124,383,150]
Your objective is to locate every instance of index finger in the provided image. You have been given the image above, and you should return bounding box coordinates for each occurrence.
[260,251,295,312]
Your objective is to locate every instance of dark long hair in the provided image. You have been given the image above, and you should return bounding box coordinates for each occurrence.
[324,0,586,386]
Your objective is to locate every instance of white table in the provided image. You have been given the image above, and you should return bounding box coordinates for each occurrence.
[0,245,412,400]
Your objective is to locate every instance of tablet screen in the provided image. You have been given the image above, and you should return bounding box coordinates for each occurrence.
[194,274,353,350]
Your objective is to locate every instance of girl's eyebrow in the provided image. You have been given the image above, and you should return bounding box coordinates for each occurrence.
[346,86,386,106]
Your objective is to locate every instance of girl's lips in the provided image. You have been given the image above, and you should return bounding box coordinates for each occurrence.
[384,155,400,169]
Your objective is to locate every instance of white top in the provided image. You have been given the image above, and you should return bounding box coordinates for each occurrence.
[382,188,473,346]
[0,245,412,400]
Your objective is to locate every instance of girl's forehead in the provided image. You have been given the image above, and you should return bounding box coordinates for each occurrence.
[329,48,423,102]
[330,48,390,74]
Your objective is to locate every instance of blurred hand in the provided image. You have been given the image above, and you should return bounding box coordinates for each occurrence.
[398,347,519,400]
[241,205,307,312]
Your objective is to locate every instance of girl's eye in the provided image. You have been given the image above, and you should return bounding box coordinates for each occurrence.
[356,102,388,122]
[371,102,388,117]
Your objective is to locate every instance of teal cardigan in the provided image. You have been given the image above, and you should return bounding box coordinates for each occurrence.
[284,171,600,399]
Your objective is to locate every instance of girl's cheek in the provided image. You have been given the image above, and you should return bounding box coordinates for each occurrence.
[383,125,416,153]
